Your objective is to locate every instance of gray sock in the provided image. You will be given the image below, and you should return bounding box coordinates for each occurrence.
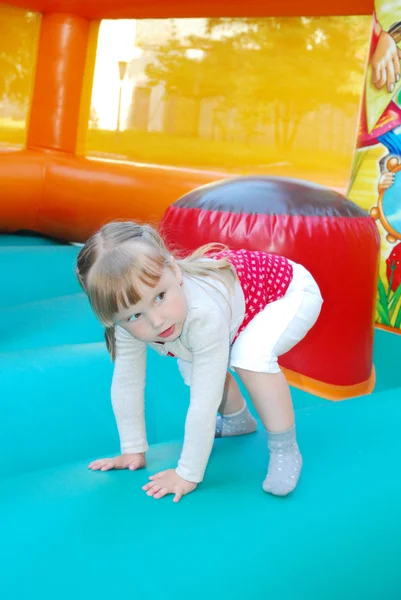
[215,404,257,438]
[263,425,302,496]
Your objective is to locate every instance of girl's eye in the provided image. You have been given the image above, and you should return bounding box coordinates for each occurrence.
[128,313,141,322]
[156,292,166,303]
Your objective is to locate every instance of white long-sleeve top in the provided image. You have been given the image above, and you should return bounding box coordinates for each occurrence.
[111,274,246,483]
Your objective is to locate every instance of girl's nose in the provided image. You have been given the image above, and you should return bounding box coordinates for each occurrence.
[149,312,165,330]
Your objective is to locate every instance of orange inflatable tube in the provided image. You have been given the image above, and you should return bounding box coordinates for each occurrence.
[6,0,374,19]
[7,151,227,241]
[27,14,90,153]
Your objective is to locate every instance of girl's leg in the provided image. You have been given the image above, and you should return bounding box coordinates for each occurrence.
[235,368,301,496]
[230,265,323,496]
[219,371,246,415]
[216,371,257,437]
[233,370,294,431]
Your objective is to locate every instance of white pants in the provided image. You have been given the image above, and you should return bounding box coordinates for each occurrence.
[230,260,323,374]
[178,260,323,383]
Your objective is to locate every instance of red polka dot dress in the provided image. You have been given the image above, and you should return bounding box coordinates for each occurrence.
[217,249,294,343]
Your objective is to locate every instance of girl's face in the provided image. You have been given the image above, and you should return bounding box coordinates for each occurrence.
[114,263,187,343]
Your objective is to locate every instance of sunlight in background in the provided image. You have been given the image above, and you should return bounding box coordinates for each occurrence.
[91,19,207,131]
[90,20,137,130]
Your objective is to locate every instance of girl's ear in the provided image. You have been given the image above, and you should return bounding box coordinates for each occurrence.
[170,257,183,285]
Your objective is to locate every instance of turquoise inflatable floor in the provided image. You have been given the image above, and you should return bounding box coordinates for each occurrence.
[1,235,401,600]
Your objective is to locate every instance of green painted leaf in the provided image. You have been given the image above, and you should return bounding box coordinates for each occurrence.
[377,300,390,325]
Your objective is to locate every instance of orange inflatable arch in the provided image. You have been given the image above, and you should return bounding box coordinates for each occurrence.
[1,0,373,242]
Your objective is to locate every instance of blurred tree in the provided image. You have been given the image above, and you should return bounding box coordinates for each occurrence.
[144,16,371,151]
[0,7,40,106]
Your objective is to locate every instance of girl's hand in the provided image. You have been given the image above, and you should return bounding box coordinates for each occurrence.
[88,453,146,471]
[142,469,197,502]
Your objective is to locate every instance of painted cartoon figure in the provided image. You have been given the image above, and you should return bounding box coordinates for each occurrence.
[349,0,401,330]
[357,8,401,189]
[354,1,401,244]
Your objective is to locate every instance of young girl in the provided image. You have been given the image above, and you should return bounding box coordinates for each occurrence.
[76,221,323,503]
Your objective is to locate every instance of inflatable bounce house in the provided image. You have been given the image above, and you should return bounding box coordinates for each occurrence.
[1,0,400,598]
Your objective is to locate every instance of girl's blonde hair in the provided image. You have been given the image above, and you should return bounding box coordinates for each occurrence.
[76,221,236,360]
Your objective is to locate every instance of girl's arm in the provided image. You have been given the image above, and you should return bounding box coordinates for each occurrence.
[111,325,148,454]
[176,311,231,483]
